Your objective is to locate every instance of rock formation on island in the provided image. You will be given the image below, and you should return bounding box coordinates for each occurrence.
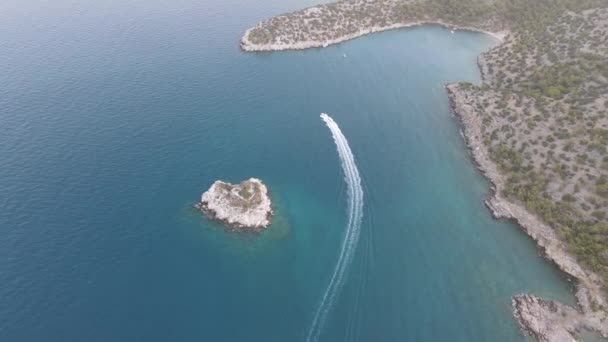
[196,178,272,232]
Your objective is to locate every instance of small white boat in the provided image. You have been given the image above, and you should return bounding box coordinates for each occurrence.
[451,30,455,34]
[343,53,347,58]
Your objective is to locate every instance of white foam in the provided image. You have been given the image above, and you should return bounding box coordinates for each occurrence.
[307,113,364,342]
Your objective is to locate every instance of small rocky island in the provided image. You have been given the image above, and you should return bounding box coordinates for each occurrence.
[196,178,273,232]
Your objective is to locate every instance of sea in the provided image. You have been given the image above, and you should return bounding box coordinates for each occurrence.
[0,0,584,341]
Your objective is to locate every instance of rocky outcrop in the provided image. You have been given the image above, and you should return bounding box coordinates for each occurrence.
[512,294,582,342]
[196,178,272,232]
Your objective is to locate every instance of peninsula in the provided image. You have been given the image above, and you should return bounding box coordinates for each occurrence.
[196,178,273,232]
[241,0,608,340]
[240,0,509,51]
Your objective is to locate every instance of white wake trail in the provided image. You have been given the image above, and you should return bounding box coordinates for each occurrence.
[307,113,364,342]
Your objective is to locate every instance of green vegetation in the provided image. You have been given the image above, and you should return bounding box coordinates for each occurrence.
[476,3,608,286]
[406,0,608,289]
[598,175,608,197]
[410,0,608,289]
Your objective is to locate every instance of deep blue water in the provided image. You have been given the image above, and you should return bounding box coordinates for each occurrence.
[0,0,578,341]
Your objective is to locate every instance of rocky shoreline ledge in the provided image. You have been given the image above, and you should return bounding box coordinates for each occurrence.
[196,178,273,232]
[447,83,608,341]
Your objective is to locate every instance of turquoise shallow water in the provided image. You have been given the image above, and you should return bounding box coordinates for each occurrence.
[0,0,578,341]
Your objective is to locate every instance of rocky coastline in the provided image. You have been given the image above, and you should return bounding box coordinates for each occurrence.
[196,178,273,232]
[447,82,608,340]
[240,2,608,339]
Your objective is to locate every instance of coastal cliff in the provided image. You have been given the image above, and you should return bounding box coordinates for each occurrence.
[197,178,272,232]
[240,0,608,340]
[443,7,608,337]
[447,82,608,340]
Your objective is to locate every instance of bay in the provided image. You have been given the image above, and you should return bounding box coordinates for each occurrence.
[0,0,575,341]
